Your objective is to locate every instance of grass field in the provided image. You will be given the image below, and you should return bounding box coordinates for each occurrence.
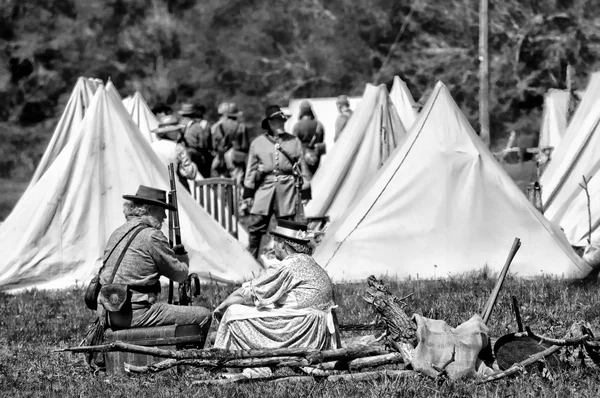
[1,273,600,397]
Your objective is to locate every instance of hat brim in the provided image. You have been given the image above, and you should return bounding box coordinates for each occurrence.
[152,125,185,134]
[122,195,177,211]
[226,111,243,118]
[270,230,311,243]
[261,115,288,130]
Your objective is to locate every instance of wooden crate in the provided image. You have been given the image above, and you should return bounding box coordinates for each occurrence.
[104,324,208,375]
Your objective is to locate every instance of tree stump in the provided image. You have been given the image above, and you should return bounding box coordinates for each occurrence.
[363,275,417,364]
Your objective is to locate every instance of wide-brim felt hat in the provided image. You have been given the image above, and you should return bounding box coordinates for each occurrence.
[152,114,185,134]
[152,124,185,134]
[123,185,176,211]
[270,219,311,243]
[261,105,288,130]
[225,103,243,118]
[178,102,196,116]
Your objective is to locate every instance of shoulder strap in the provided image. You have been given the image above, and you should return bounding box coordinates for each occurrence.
[185,120,195,134]
[98,224,140,275]
[108,226,148,284]
[263,134,298,165]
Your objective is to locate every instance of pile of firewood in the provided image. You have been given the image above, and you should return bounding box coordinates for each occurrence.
[59,251,600,384]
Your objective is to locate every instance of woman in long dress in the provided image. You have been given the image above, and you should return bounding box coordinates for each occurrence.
[213,220,339,351]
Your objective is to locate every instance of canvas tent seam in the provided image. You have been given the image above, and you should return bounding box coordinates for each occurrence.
[542,115,600,212]
[324,85,441,267]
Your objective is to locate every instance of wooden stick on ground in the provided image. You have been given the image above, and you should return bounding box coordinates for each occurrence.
[58,341,387,362]
[363,276,416,363]
[190,370,416,386]
[124,352,405,374]
[525,327,590,346]
[481,238,521,324]
[477,344,561,384]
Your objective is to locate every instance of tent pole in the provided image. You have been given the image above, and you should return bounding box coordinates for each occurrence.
[479,0,490,147]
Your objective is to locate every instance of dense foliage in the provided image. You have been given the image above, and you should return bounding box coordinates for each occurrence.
[1,0,600,180]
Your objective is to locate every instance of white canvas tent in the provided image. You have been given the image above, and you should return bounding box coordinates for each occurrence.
[0,82,261,291]
[539,89,569,149]
[285,96,361,161]
[28,77,102,187]
[314,82,591,281]
[122,95,134,112]
[541,72,600,246]
[124,91,159,142]
[304,84,407,221]
[389,76,418,130]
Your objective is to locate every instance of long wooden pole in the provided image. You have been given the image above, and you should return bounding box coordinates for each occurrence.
[481,238,521,324]
[479,0,490,147]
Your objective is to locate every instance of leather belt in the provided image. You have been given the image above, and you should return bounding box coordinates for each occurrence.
[268,170,293,176]
[129,281,161,294]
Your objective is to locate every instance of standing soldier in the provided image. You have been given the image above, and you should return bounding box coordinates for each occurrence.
[151,115,198,191]
[211,102,250,185]
[292,100,325,176]
[242,105,312,259]
[334,95,353,142]
[179,103,212,178]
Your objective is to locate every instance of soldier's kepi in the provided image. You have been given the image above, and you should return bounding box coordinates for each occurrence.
[242,105,312,259]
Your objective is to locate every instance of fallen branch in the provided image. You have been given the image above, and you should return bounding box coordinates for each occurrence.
[312,352,404,372]
[348,353,404,371]
[58,342,387,362]
[581,325,600,367]
[432,346,456,378]
[525,327,590,346]
[191,369,416,385]
[339,323,385,332]
[299,366,336,376]
[363,276,416,364]
[583,340,600,349]
[579,175,593,245]
[477,344,561,384]
[125,356,313,374]
[124,351,405,374]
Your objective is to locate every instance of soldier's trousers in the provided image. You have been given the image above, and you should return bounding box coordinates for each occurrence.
[247,199,294,258]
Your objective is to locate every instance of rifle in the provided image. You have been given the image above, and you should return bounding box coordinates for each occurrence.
[167,163,182,304]
[293,162,307,223]
[167,163,201,306]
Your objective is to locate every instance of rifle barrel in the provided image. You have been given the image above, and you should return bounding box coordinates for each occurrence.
[167,163,182,245]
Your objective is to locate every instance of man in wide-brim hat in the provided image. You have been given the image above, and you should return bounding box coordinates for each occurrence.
[242,104,312,259]
[178,103,212,178]
[97,184,211,331]
[151,115,199,189]
[211,102,249,182]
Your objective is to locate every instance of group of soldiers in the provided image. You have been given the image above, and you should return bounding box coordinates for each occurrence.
[150,101,249,187]
[149,95,354,259]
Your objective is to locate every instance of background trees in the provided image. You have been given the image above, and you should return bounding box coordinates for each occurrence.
[1,0,600,180]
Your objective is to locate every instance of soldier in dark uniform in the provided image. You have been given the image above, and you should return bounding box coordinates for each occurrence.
[179,103,212,178]
[292,100,325,176]
[243,105,311,259]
